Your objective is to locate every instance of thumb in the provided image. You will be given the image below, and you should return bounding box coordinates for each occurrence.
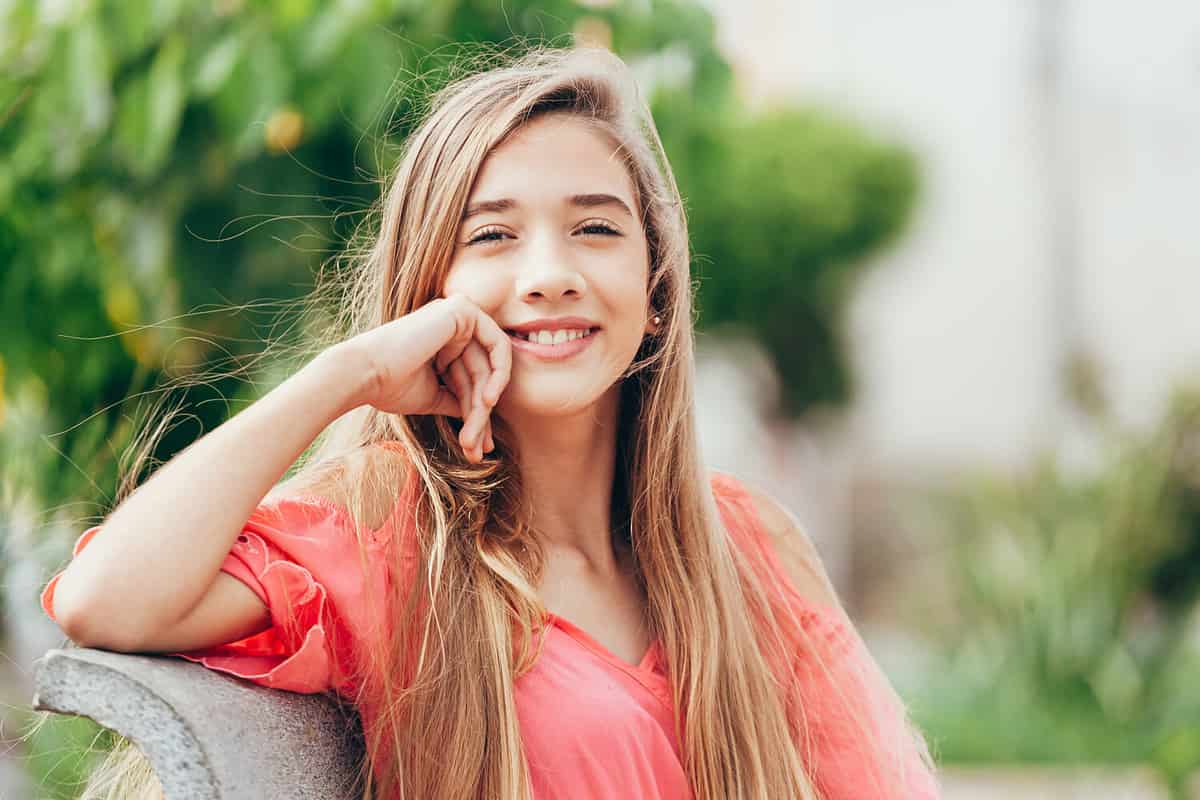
[429,387,463,418]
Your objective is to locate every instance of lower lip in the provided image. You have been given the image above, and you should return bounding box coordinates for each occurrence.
[508,329,599,361]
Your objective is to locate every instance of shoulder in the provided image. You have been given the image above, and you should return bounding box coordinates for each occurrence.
[269,440,413,534]
[709,470,842,612]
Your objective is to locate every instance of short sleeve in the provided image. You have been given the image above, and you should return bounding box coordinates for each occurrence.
[710,471,941,799]
[173,496,365,695]
[41,496,363,696]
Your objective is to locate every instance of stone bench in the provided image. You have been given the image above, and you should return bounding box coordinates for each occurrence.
[31,647,365,800]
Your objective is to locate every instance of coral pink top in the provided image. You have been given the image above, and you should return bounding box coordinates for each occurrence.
[42,467,939,799]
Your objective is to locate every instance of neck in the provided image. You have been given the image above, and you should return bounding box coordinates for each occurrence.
[504,387,624,577]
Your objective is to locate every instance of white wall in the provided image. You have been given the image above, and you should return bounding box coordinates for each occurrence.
[700,0,1200,476]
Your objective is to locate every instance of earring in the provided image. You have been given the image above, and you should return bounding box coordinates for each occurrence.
[653,315,661,326]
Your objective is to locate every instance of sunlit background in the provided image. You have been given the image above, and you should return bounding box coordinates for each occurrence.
[3,1,1199,797]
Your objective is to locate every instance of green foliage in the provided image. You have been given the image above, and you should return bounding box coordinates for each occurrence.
[908,384,1200,791]
[20,714,113,799]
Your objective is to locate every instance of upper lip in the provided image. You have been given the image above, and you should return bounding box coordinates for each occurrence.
[504,317,601,333]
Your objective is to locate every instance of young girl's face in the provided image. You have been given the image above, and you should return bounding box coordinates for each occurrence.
[442,113,652,420]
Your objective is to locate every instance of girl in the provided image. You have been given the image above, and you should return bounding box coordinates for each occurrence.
[42,46,939,800]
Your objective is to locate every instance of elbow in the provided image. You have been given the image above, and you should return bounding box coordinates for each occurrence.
[52,576,154,653]
[57,613,147,653]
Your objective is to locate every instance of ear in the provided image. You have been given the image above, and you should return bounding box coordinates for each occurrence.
[644,311,661,335]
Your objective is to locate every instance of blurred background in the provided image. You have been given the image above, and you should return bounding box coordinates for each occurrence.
[2,0,1199,797]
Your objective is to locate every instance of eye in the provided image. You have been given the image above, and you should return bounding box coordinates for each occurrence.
[465,225,511,246]
[575,220,622,238]
[463,220,622,247]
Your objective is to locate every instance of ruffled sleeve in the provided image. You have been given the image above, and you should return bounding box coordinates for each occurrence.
[710,471,941,799]
[41,496,368,697]
[174,496,366,695]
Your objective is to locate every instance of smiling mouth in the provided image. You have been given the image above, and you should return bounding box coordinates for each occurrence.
[504,327,600,345]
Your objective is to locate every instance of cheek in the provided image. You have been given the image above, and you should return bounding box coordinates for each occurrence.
[442,262,506,308]
[609,265,650,316]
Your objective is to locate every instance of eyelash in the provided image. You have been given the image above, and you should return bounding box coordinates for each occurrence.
[465,221,621,246]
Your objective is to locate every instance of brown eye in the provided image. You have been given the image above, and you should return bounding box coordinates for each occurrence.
[576,222,621,237]
[466,226,511,246]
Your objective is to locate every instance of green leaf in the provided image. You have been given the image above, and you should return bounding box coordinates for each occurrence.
[212,32,290,160]
[143,34,188,174]
[192,30,244,98]
[66,14,113,138]
[114,34,187,178]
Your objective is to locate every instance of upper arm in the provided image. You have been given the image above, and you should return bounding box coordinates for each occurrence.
[49,443,405,692]
[57,570,271,654]
[738,481,942,796]
[134,572,272,653]
[740,482,843,612]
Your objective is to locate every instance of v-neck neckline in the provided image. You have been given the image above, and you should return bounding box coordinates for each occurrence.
[543,611,660,673]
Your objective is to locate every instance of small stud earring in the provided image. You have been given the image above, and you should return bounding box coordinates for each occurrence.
[653,315,661,326]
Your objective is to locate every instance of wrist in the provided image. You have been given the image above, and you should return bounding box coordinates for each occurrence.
[307,342,377,418]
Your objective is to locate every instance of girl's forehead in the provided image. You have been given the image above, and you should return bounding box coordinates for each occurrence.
[469,116,637,210]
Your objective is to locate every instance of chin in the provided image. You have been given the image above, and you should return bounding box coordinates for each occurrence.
[498,377,618,419]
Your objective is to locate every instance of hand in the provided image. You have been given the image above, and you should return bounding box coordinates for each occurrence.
[339,295,512,462]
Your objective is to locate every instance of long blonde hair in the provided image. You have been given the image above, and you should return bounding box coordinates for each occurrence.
[54,43,929,800]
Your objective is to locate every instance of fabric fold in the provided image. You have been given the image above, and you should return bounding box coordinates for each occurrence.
[42,496,358,696]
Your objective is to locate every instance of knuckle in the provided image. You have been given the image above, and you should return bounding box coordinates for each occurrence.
[441,296,473,334]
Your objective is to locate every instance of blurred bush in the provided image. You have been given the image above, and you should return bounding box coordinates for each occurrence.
[906,384,1200,794]
[655,98,918,415]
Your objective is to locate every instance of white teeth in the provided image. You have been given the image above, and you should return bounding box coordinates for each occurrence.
[516,328,592,345]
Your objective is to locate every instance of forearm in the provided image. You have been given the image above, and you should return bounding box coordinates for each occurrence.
[52,344,370,648]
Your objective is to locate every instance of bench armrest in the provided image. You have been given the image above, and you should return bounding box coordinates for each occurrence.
[32,648,364,800]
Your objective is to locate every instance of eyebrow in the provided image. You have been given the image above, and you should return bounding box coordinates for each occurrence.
[461,193,635,222]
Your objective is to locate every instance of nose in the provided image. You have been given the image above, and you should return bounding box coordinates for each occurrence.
[515,241,586,303]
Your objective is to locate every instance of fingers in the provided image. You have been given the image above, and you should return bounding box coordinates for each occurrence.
[459,341,490,409]
[430,296,510,462]
[445,360,484,462]
[433,297,511,407]
[433,295,478,376]
[443,360,471,421]
[459,341,496,457]
[435,341,468,378]
[470,307,513,407]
